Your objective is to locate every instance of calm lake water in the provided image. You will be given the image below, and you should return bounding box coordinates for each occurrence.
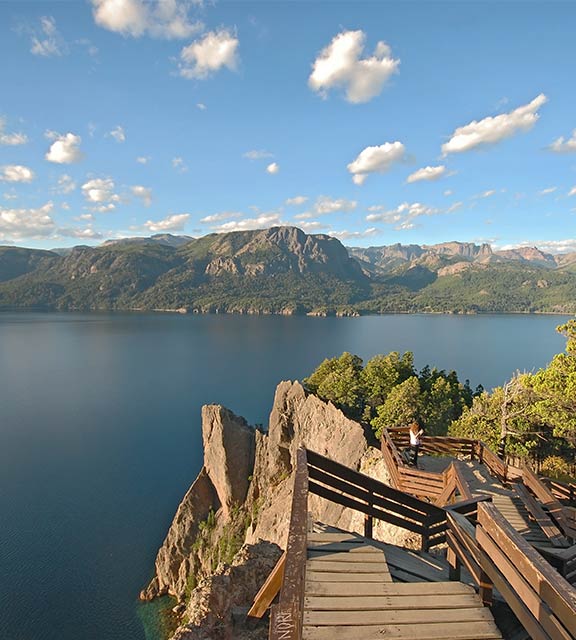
[0,312,570,640]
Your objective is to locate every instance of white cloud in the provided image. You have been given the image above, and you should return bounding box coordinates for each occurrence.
[569,187,576,197]
[81,177,120,210]
[0,165,35,183]
[45,132,83,164]
[365,201,459,230]
[266,162,280,175]
[501,239,576,255]
[243,149,274,160]
[0,202,56,240]
[107,125,126,143]
[196,102,207,110]
[91,0,203,39]
[211,213,282,232]
[144,213,190,232]
[76,213,95,221]
[549,129,576,153]
[538,186,557,196]
[314,196,357,215]
[442,94,548,155]
[30,16,66,57]
[172,157,188,173]
[59,227,103,240]
[406,165,447,184]
[347,141,405,185]
[331,227,379,240]
[309,30,399,104]
[297,220,325,232]
[3,191,18,201]
[200,211,242,223]
[178,29,239,79]
[285,196,308,206]
[472,189,497,199]
[131,185,152,206]
[55,174,76,194]
[136,156,150,164]
[0,117,28,146]
[444,190,453,197]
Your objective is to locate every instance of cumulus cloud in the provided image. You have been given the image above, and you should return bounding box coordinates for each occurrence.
[297,221,325,232]
[0,202,56,240]
[172,157,188,173]
[285,196,308,206]
[144,213,190,232]
[347,141,405,185]
[199,211,242,223]
[91,0,203,39]
[569,187,576,197]
[0,117,28,146]
[59,227,103,240]
[30,16,66,57]
[331,227,379,240]
[107,125,126,143]
[131,185,152,206]
[549,130,576,153]
[266,162,280,175]
[136,156,150,164]
[54,174,76,194]
[81,177,120,211]
[0,165,35,183]
[442,94,548,156]
[45,132,83,164]
[406,165,447,184]
[365,201,460,230]
[314,196,357,215]
[196,102,207,110]
[309,30,399,104]
[243,149,274,160]
[178,30,239,79]
[210,213,282,233]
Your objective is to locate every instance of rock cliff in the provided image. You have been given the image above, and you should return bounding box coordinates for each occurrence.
[142,380,407,639]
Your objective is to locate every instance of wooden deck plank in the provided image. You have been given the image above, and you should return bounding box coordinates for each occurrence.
[304,594,485,610]
[305,581,475,597]
[306,571,392,582]
[307,542,389,553]
[306,559,391,573]
[304,607,493,626]
[302,621,502,639]
[308,550,386,562]
[307,533,364,543]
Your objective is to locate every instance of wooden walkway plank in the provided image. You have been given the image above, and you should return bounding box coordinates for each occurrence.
[304,594,487,611]
[302,621,502,639]
[306,571,392,583]
[304,607,494,626]
[305,581,475,597]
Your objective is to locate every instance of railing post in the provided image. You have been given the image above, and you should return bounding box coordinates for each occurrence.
[479,569,493,606]
[364,489,373,539]
[447,546,461,581]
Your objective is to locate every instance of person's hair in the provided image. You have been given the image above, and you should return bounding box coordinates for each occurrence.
[409,421,421,434]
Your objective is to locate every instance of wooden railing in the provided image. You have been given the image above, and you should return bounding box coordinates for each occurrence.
[541,477,576,506]
[306,449,447,550]
[269,448,308,640]
[387,427,475,458]
[447,502,576,639]
[522,464,576,541]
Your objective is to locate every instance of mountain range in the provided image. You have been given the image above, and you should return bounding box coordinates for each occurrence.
[0,228,575,315]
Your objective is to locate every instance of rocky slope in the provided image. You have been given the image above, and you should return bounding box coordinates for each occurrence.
[142,380,407,639]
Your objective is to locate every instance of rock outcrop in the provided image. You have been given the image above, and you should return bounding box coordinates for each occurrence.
[142,380,404,639]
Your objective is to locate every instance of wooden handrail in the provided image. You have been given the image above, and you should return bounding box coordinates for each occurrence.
[476,502,576,640]
[523,464,576,541]
[269,448,308,640]
[306,448,446,550]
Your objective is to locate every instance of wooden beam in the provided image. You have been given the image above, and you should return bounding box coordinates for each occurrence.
[247,552,285,619]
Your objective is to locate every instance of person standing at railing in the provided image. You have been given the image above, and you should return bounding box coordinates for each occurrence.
[409,421,424,468]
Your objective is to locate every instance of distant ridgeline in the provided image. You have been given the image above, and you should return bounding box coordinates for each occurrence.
[1,227,576,314]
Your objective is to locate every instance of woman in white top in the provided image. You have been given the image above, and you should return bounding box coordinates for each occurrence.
[409,421,424,468]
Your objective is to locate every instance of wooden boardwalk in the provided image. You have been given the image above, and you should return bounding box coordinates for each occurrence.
[302,531,503,640]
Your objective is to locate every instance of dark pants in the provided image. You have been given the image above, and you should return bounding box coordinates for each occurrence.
[411,444,420,467]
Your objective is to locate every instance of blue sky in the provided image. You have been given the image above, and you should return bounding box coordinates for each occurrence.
[1,0,575,251]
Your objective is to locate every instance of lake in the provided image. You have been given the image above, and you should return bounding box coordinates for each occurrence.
[0,312,570,640]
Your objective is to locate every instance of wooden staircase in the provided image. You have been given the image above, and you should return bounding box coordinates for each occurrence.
[303,530,502,640]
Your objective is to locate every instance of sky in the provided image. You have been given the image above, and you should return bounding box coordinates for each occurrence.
[1,0,576,252]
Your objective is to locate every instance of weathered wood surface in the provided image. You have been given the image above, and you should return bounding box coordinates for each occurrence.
[477,502,576,640]
[301,530,502,640]
[248,552,286,619]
